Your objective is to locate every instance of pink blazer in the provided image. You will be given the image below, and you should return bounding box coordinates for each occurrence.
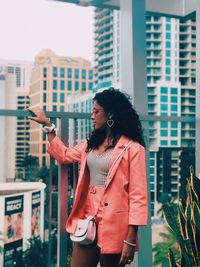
[47,135,148,253]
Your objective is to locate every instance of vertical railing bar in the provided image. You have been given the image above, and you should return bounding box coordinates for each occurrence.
[47,156,54,267]
[57,117,69,267]
[73,119,78,192]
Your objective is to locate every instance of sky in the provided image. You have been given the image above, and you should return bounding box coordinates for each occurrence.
[0,0,94,63]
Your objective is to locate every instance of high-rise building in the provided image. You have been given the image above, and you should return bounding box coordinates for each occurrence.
[146,16,196,216]
[94,8,120,91]
[0,67,17,182]
[179,19,196,148]
[0,59,32,88]
[93,10,196,217]
[16,89,30,178]
[0,59,33,179]
[29,49,94,167]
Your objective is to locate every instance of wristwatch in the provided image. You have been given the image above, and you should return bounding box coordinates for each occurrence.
[42,123,56,133]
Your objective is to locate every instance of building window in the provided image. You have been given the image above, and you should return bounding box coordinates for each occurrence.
[67,81,72,91]
[68,68,72,78]
[148,96,155,102]
[43,67,47,78]
[42,144,46,153]
[171,96,178,103]
[161,112,168,116]
[43,80,47,90]
[89,82,93,90]
[161,140,168,145]
[161,87,168,94]
[166,32,171,39]
[75,69,79,79]
[53,80,57,90]
[166,50,171,57]
[60,67,65,78]
[82,82,86,91]
[82,69,86,79]
[166,41,171,48]
[60,106,64,112]
[171,105,178,111]
[171,130,178,137]
[166,68,171,74]
[53,105,57,111]
[161,130,168,137]
[53,67,58,77]
[42,156,46,166]
[148,87,154,94]
[161,95,168,102]
[75,81,79,91]
[53,92,57,102]
[161,104,168,111]
[171,140,178,146]
[60,93,65,103]
[89,70,93,80]
[166,59,171,65]
[171,122,178,128]
[161,121,168,128]
[60,80,65,90]
[43,93,46,103]
[171,87,178,94]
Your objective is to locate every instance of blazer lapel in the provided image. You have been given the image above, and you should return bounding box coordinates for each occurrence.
[106,136,131,189]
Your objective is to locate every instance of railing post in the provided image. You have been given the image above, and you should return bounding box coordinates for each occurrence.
[57,117,69,267]
[47,156,54,267]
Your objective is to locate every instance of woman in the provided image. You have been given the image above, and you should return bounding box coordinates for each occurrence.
[28,88,148,267]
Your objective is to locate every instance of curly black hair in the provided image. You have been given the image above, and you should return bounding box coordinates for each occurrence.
[87,88,145,151]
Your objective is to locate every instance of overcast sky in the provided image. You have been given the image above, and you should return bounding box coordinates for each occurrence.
[0,0,94,63]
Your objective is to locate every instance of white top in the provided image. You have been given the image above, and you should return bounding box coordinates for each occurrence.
[87,149,113,186]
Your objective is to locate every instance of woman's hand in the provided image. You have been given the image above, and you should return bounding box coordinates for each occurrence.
[119,225,138,266]
[27,107,51,126]
[118,243,135,266]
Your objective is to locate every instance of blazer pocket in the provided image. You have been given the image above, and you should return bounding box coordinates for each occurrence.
[114,209,128,213]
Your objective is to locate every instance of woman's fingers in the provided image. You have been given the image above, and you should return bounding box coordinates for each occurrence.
[26,107,50,125]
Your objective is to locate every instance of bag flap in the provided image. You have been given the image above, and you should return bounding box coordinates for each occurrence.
[74,216,94,237]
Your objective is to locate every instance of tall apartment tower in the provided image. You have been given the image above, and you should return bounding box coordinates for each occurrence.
[179,19,196,148]
[0,59,32,180]
[0,59,32,88]
[146,16,196,215]
[94,8,120,91]
[93,10,196,217]
[0,67,17,182]
[16,89,30,178]
[29,49,94,167]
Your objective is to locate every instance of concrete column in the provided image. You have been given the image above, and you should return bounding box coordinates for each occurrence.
[195,7,200,176]
[120,0,152,266]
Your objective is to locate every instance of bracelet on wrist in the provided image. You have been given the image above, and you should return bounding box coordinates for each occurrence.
[123,240,136,247]
[42,123,56,134]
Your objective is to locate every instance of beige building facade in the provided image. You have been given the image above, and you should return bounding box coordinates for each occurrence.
[29,49,93,167]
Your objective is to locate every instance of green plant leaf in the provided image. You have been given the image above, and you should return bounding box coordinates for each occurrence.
[168,248,180,267]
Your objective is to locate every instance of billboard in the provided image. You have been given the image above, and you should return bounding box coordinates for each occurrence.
[4,195,23,267]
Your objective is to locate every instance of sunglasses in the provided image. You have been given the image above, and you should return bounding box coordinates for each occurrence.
[92,108,104,115]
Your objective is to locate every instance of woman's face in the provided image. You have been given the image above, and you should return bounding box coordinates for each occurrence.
[91,101,108,129]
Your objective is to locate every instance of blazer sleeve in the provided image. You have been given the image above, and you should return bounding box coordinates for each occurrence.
[128,144,148,226]
[47,136,86,164]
